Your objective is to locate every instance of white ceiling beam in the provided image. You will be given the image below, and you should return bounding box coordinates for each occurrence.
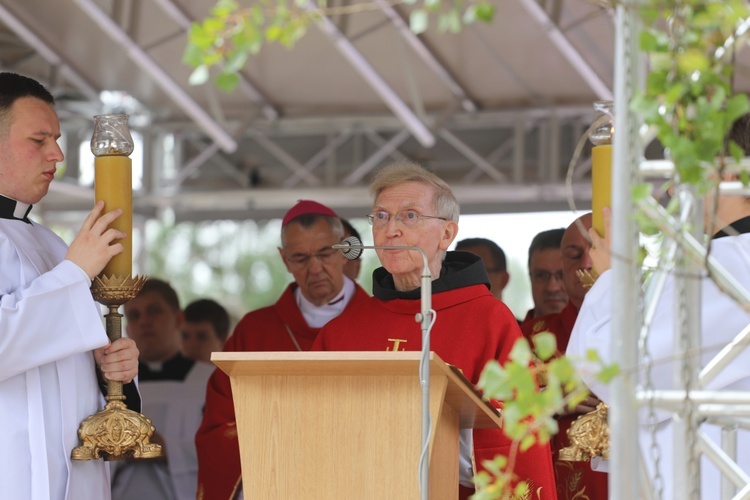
[72,0,238,153]
[518,0,613,101]
[307,2,436,148]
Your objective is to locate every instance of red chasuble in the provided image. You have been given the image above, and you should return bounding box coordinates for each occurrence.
[521,302,608,500]
[314,253,557,499]
[195,283,370,500]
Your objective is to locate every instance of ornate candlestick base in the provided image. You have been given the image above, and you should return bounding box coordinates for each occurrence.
[72,274,163,461]
[558,402,610,462]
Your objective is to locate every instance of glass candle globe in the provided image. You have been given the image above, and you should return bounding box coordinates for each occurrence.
[91,114,134,156]
[589,101,614,146]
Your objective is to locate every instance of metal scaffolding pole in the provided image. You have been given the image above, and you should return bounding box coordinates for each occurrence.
[609,4,642,498]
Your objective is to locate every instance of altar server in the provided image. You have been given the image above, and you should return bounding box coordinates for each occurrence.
[0,72,139,500]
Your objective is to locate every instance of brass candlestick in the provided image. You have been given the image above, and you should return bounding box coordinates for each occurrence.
[72,275,162,461]
[72,114,162,461]
[558,402,610,462]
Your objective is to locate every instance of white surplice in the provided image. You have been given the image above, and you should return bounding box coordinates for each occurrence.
[0,218,112,500]
[567,231,750,499]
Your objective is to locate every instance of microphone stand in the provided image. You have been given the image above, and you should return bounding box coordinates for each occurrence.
[334,239,433,500]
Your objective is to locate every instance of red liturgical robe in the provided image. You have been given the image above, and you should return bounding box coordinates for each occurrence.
[195,283,370,500]
[521,302,608,500]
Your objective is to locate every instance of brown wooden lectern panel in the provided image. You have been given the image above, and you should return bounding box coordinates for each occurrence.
[212,351,502,500]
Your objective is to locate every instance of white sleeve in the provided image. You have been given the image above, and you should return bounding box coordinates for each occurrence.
[566,269,615,403]
[0,244,108,382]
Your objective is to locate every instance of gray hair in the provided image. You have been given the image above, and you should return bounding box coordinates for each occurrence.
[369,161,460,221]
[280,213,345,247]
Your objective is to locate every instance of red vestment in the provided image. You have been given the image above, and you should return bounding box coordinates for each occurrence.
[195,282,370,499]
[521,302,608,500]
[314,254,557,499]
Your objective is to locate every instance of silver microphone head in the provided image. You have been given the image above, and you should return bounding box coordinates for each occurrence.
[338,235,363,260]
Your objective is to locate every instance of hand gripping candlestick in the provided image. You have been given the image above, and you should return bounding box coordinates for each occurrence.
[72,114,162,461]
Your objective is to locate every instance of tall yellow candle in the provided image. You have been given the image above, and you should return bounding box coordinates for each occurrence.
[591,144,612,237]
[95,155,132,278]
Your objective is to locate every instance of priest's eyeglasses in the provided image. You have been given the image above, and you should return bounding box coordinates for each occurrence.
[367,210,448,228]
[285,248,339,268]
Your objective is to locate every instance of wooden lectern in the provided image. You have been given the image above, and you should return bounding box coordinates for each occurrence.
[212,351,503,500]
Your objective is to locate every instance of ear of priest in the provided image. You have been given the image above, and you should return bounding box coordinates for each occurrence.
[195,200,370,500]
[313,161,557,499]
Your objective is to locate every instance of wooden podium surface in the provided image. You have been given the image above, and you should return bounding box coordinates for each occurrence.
[213,351,502,499]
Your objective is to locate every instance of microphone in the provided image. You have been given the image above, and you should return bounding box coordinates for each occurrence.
[333,235,434,499]
[334,236,363,260]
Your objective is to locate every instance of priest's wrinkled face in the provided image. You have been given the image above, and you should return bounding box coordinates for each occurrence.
[125,290,185,363]
[0,97,63,204]
[279,217,347,307]
[561,212,593,309]
[371,181,458,292]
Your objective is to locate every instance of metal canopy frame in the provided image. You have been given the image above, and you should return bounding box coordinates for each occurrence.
[0,0,615,223]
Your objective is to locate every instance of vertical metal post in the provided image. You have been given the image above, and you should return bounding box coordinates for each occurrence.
[609,4,643,499]
[673,185,703,498]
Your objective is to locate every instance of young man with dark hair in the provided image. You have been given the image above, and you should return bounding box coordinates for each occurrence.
[182,298,231,363]
[0,72,139,500]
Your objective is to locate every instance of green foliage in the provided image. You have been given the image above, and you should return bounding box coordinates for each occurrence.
[631,0,750,187]
[475,333,618,499]
[184,0,495,91]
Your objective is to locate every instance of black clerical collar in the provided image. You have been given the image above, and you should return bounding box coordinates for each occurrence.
[0,195,32,224]
[713,215,750,239]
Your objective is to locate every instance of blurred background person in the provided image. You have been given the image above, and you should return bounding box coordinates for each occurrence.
[522,228,568,324]
[113,279,213,500]
[454,237,509,300]
[181,298,231,363]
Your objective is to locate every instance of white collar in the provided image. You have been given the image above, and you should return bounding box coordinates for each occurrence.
[296,276,355,328]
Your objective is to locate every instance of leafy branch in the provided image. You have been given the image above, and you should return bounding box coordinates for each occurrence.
[631,0,750,191]
[183,0,495,91]
[474,333,619,499]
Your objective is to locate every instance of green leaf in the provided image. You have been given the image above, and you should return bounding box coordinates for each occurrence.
[182,43,205,67]
[598,363,620,383]
[223,50,249,73]
[631,182,652,201]
[410,9,429,35]
[215,71,240,92]
[531,332,557,361]
[509,338,531,367]
[188,65,210,86]
[520,434,536,452]
[741,170,750,187]
[475,3,495,22]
